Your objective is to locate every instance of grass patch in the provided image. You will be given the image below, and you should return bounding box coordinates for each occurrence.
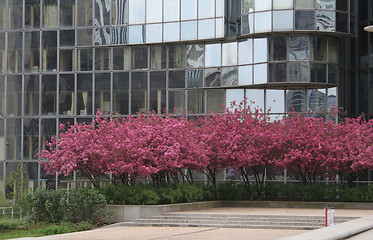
[0,220,94,240]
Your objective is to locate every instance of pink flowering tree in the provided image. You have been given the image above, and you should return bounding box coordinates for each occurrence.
[38,114,110,188]
[326,116,373,187]
[277,113,334,185]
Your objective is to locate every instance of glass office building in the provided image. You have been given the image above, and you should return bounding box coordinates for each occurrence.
[0,0,370,191]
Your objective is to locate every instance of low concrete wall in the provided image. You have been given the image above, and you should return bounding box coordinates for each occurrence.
[108,201,223,222]
[108,201,373,223]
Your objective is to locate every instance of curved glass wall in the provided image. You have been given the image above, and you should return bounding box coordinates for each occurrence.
[0,0,355,191]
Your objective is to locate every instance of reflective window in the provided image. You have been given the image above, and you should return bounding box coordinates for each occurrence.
[168,91,185,114]
[253,64,267,84]
[289,37,309,60]
[0,33,4,73]
[205,44,221,67]
[77,29,93,46]
[94,28,111,45]
[150,45,167,69]
[112,26,128,44]
[181,21,197,41]
[164,0,180,22]
[273,0,293,9]
[59,74,75,115]
[7,75,23,116]
[222,42,237,66]
[24,31,40,73]
[316,0,335,9]
[188,91,205,114]
[113,72,129,114]
[254,12,272,33]
[187,45,204,68]
[169,70,185,88]
[207,90,225,113]
[146,24,162,43]
[112,0,128,25]
[288,62,309,82]
[215,18,224,38]
[205,68,221,87]
[8,32,23,73]
[129,0,145,24]
[295,0,314,9]
[150,71,166,114]
[0,77,4,114]
[95,0,111,26]
[181,0,197,20]
[60,0,75,27]
[254,38,268,63]
[311,63,327,83]
[241,0,254,14]
[131,72,148,114]
[146,0,162,23]
[239,40,252,64]
[169,45,186,68]
[77,74,93,115]
[328,64,338,84]
[246,89,264,111]
[238,65,252,85]
[270,37,287,61]
[199,0,215,19]
[95,48,111,70]
[312,37,327,61]
[286,90,307,112]
[226,89,245,108]
[273,11,293,31]
[198,19,215,39]
[266,90,285,113]
[77,48,93,71]
[131,46,148,69]
[0,1,6,30]
[41,75,57,115]
[60,49,75,71]
[6,120,21,160]
[42,31,57,72]
[128,25,145,44]
[221,67,238,86]
[95,73,111,113]
[60,30,75,47]
[164,22,180,42]
[316,10,335,31]
[113,47,131,70]
[241,14,254,35]
[187,69,203,88]
[307,89,326,112]
[8,0,24,29]
[216,0,224,17]
[295,11,315,30]
[254,0,271,11]
[43,0,58,27]
[77,0,93,26]
[269,63,287,82]
[328,37,338,63]
[327,87,337,110]
[25,0,41,29]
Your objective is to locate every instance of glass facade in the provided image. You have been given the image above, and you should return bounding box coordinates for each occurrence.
[0,0,370,191]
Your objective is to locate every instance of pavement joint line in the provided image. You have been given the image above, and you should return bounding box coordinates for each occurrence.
[146,227,220,240]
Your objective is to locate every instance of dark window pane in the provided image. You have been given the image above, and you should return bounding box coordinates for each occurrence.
[169,70,185,88]
[295,10,315,30]
[270,37,287,61]
[269,63,287,82]
[311,63,327,83]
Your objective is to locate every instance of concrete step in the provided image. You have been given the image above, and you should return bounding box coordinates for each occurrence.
[122,221,322,230]
[125,213,358,230]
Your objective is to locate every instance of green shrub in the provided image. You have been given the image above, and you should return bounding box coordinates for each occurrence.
[40,225,70,235]
[74,221,93,232]
[0,218,28,230]
[216,181,250,200]
[21,188,108,223]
